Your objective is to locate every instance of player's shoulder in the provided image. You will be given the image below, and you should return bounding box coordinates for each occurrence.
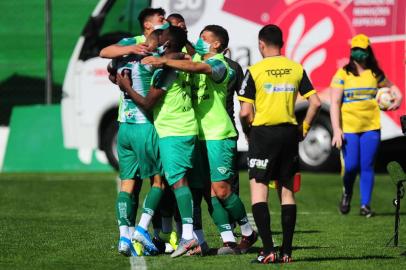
[334,68,348,78]
[118,35,146,46]
[280,57,304,72]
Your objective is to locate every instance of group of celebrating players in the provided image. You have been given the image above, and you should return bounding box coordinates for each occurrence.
[100,6,320,264]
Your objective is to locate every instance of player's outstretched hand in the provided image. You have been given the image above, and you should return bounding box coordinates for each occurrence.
[116,73,131,92]
[131,43,150,55]
[332,129,344,149]
[141,56,166,67]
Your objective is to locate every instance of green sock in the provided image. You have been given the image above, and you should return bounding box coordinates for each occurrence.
[116,191,133,227]
[143,187,163,215]
[211,196,232,232]
[173,186,193,225]
[222,193,249,225]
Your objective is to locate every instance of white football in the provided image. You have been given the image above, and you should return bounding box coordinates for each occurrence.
[376,87,394,110]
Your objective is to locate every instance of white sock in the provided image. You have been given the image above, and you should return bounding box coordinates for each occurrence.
[240,222,254,237]
[193,229,206,245]
[220,230,236,243]
[129,226,135,237]
[162,217,173,233]
[182,224,194,240]
[119,225,130,239]
[138,213,152,231]
[176,221,183,236]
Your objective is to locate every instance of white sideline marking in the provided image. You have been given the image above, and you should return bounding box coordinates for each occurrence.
[115,176,148,270]
[0,127,10,171]
[130,257,147,270]
[247,213,257,231]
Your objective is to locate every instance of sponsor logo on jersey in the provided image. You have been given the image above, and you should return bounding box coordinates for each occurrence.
[220,224,232,230]
[266,68,292,77]
[263,83,296,94]
[249,158,269,169]
[217,167,228,174]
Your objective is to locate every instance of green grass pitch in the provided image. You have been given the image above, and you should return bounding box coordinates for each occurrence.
[1,172,406,270]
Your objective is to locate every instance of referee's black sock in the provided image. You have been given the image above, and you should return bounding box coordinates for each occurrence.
[281,204,297,256]
[252,202,274,253]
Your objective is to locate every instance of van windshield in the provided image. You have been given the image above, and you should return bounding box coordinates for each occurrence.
[100,0,150,36]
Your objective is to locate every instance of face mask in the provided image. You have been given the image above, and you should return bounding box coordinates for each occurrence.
[153,22,170,30]
[194,38,211,56]
[156,41,169,55]
[351,49,369,62]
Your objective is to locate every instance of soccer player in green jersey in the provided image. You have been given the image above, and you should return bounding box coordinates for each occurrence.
[142,25,257,254]
[103,30,168,256]
[100,8,171,256]
[100,7,169,58]
[117,25,201,258]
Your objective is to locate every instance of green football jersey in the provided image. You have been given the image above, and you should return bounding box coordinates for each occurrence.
[117,35,146,46]
[192,53,237,140]
[116,35,152,123]
[151,68,198,138]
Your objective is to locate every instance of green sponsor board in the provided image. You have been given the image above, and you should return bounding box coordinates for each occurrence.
[3,105,112,172]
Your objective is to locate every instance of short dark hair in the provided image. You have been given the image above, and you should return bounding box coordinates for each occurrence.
[165,25,187,52]
[137,7,165,29]
[167,13,185,22]
[200,25,229,52]
[258,24,284,48]
[149,29,163,41]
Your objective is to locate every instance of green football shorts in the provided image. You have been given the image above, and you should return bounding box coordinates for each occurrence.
[200,138,236,182]
[117,122,162,180]
[159,135,202,187]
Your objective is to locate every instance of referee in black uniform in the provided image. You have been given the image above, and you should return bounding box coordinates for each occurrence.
[238,24,321,263]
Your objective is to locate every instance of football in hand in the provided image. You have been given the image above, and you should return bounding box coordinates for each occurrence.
[376,87,394,110]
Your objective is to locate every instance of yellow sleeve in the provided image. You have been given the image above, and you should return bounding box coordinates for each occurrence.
[330,69,346,89]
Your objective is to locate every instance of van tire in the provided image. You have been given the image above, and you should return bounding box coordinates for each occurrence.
[298,113,340,172]
[102,120,119,171]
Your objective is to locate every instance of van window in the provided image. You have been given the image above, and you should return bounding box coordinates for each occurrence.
[100,0,150,36]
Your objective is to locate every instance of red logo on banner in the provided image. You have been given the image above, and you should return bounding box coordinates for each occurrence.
[276,1,354,91]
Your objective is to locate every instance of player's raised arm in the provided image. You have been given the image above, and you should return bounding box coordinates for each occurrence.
[142,57,212,75]
[116,73,164,111]
[100,43,149,58]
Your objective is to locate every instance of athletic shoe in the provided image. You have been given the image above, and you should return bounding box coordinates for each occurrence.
[339,192,352,214]
[251,250,278,264]
[217,241,241,255]
[360,205,375,218]
[238,231,258,253]
[132,241,143,256]
[118,237,133,257]
[132,226,159,255]
[159,231,178,251]
[152,237,166,254]
[280,253,293,263]
[170,238,198,258]
[186,241,210,256]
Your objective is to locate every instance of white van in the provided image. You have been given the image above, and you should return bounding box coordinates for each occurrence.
[62,0,405,170]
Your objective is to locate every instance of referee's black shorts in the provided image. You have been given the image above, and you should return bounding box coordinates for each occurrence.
[248,124,299,186]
